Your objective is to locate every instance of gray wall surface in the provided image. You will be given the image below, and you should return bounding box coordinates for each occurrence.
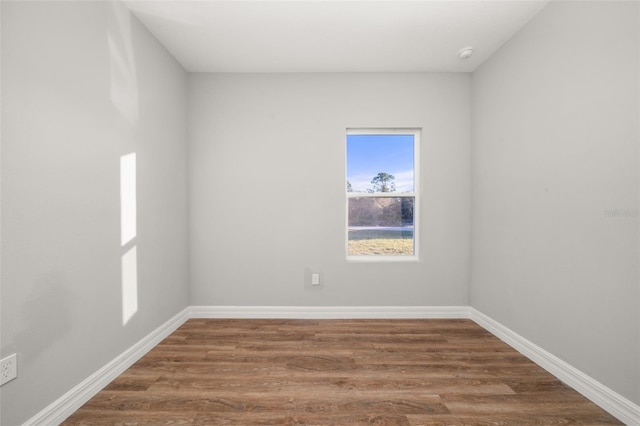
[188,73,471,307]
[0,2,189,424]
[470,1,639,404]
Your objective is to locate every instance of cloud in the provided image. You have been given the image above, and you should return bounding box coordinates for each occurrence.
[347,173,374,192]
[393,170,414,193]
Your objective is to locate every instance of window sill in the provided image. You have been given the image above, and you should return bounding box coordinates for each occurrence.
[346,256,420,263]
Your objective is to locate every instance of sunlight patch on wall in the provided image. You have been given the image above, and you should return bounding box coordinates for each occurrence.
[121,245,138,325]
[120,153,136,246]
[120,153,138,325]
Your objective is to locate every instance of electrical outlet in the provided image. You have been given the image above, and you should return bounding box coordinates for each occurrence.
[1,353,17,386]
[311,273,320,285]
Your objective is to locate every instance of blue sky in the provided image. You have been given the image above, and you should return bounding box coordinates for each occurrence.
[347,134,414,193]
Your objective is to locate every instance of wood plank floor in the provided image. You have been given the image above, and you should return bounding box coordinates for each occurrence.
[63,319,622,425]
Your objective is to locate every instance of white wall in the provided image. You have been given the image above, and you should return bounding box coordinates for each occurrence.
[471,0,639,404]
[188,73,471,307]
[0,2,189,424]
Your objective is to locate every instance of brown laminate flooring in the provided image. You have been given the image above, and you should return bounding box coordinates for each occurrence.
[63,319,622,425]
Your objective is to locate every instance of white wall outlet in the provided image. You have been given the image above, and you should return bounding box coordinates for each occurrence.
[0,353,17,386]
[311,273,320,285]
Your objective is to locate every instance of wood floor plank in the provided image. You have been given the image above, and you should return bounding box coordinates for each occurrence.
[62,319,622,425]
[63,409,198,426]
[145,376,515,396]
[192,412,413,426]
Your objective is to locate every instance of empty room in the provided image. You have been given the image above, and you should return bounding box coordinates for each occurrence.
[1,0,639,424]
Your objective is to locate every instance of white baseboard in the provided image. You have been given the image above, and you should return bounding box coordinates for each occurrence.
[469,308,640,426]
[23,307,191,426]
[23,305,639,426]
[189,305,470,319]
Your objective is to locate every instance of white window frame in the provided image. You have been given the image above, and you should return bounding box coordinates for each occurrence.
[346,128,420,262]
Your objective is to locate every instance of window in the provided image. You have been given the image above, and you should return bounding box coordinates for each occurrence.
[346,129,419,260]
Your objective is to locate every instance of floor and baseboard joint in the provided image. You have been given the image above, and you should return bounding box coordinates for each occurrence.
[23,305,640,426]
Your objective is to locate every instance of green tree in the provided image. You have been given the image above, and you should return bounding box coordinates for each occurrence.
[401,197,414,226]
[370,172,396,193]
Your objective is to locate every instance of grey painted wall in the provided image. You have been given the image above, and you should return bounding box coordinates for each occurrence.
[188,73,471,307]
[471,1,639,404]
[0,2,189,424]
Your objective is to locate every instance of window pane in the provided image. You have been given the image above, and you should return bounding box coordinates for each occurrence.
[346,134,414,193]
[348,197,414,256]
